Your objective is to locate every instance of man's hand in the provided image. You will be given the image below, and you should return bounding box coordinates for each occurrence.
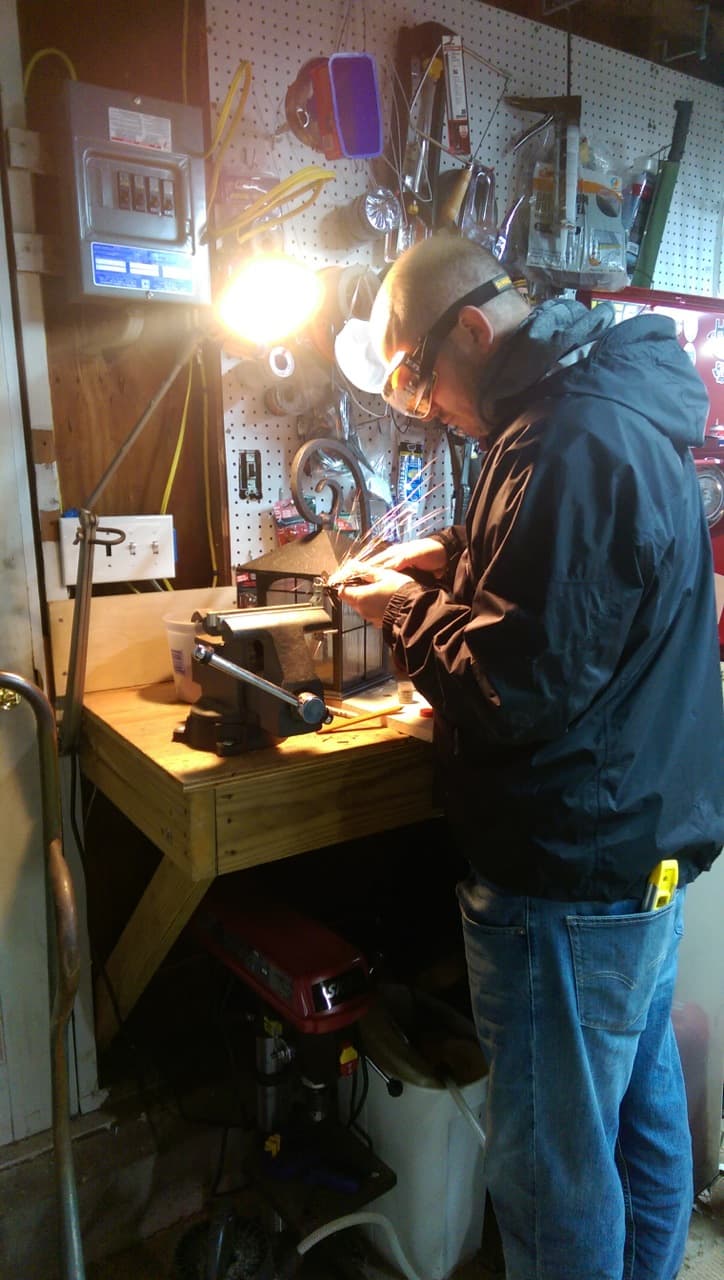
[336,567,413,628]
[363,537,448,576]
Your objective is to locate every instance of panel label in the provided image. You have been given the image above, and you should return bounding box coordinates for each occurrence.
[108,107,172,151]
[91,242,194,295]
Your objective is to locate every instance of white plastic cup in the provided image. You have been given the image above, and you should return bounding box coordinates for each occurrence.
[163,614,202,703]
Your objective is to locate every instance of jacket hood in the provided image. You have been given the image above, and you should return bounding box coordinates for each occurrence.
[479,298,710,448]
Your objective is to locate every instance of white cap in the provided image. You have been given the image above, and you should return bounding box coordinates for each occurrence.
[333,317,387,394]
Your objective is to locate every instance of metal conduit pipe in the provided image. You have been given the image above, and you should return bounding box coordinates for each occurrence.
[0,672,86,1280]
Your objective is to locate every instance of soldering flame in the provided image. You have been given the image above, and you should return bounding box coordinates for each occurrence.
[216,254,324,347]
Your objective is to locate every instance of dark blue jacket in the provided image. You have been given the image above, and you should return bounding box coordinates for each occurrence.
[382,300,724,900]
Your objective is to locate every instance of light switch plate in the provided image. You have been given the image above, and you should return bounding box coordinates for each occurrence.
[59,514,176,585]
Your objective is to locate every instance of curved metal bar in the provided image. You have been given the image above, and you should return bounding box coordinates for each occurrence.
[0,672,85,1280]
[290,437,372,534]
[314,475,343,525]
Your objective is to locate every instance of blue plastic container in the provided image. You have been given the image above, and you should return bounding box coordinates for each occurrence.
[328,52,383,160]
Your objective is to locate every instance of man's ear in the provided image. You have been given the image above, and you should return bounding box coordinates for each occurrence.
[457,304,495,352]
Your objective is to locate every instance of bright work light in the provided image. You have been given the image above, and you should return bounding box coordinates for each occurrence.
[216,254,324,347]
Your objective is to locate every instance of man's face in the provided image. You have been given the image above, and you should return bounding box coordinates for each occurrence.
[371,277,505,439]
[422,335,488,436]
[380,323,490,438]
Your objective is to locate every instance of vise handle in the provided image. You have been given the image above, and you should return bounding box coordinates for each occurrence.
[192,642,333,726]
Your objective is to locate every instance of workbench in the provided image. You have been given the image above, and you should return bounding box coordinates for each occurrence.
[79,680,439,1049]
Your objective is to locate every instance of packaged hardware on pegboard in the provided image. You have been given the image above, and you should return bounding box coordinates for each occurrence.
[507,120,628,292]
[526,160,627,290]
[272,497,317,546]
[235,570,257,608]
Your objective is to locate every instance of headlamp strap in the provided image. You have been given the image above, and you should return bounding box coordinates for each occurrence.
[426,273,514,347]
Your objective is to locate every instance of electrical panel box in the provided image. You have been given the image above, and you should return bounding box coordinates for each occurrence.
[58,80,210,306]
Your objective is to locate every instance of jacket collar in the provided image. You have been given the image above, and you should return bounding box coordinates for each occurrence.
[477,297,615,429]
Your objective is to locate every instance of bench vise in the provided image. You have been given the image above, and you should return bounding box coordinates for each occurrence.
[172,603,336,755]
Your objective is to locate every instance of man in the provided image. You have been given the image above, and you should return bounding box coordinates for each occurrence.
[332,234,724,1280]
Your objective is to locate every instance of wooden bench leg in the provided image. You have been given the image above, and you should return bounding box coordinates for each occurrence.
[94,858,214,1051]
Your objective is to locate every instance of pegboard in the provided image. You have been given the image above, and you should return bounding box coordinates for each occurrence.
[205,0,724,570]
[568,41,723,294]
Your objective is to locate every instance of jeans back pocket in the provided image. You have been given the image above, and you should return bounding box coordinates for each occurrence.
[568,899,680,1033]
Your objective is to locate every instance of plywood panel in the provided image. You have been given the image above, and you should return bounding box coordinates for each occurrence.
[48,585,237,696]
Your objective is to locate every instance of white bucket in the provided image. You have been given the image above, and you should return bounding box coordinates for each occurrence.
[163,614,202,703]
[359,987,488,1280]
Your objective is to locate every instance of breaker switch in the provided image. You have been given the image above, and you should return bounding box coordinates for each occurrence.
[147,175,162,214]
[162,179,176,216]
[239,449,262,500]
[117,171,132,210]
[58,79,211,305]
[132,173,147,212]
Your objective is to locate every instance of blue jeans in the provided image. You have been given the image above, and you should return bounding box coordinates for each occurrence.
[457,873,692,1280]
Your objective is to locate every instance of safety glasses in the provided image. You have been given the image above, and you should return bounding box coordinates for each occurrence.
[382,273,514,419]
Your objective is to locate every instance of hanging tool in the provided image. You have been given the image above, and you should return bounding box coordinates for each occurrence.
[436,161,498,250]
[385,22,454,248]
[0,673,86,1280]
[631,101,693,288]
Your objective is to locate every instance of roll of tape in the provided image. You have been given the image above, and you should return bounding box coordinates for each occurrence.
[236,345,296,391]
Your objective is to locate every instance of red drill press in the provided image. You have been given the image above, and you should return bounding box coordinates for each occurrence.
[189,883,396,1246]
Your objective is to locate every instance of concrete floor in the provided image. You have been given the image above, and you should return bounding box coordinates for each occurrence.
[2,1072,720,1279]
[82,1168,723,1280]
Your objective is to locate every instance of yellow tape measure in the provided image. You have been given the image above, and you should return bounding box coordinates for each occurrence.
[641,859,679,911]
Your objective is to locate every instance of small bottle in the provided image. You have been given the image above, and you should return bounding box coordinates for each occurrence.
[623,159,657,273]
[397,679,415,705]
